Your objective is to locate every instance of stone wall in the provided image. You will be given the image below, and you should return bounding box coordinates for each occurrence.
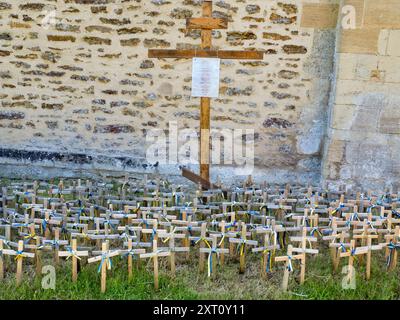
[322,0,400,191]
[0,0,397,189]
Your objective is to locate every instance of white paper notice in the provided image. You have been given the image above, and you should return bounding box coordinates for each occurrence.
[191,57,220,98]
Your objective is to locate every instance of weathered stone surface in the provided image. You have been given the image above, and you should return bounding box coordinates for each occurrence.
[0,0,396,189]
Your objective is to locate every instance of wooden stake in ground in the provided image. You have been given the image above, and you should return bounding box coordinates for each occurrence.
[43,228,68,265]
[199,234,229,278]
[326,231,350,272]
[339,239,382,280]
[0,239,5,279]
[198,222,208,273]
[385,226,400,270]
[290,227,319,284]
[120,238,145,280]
[274,245,303,291]
[1,240,35,286]
[252,230,280,279]
[58,239,89,282]
[148,0,264,188]
[229,222,258,273]
[159,227,189,277]
[140,240,170,290]
[88,242,120,293]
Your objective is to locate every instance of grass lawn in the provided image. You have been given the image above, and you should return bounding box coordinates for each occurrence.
[1,248,399,300]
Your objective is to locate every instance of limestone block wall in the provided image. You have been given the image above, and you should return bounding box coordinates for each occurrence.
[0,0,341,184]
[322,0,400,191]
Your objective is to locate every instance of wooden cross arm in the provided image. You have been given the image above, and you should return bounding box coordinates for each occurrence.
[175,226,201,232]
[353,234,378,239]
[117,226,142,232]
[275,254,303,262]
[111,213,137,219]
[142,229,167,235]
[140,251,171,259]
[148,49,264,60]
[158,233,186,239]
[186,17,228,30]
[228,238,258,246]
[89,235,120,240]
[322,234,350,241]
[292,247,319,255]
[131,219,158,225]
[88,250,120,263]
[290,236,318,242]
[119,249,146,255]
[123,241,152,248]
[169,247,190,253]
[59,250,89,257]
[3,250,35,258]
[252,245,281,253]
[339,247,368,258]
[200,248,229,254]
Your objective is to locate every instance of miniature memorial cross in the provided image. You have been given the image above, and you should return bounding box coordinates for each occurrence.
[120,238,146,280]
[385,226,400,270]
[274,244,304,291]
[58,239,89,282]
[140,240,171,290]
[339,239,382,280]
[148,0,264,188]
[158,226,189,277]
[199,234,229,278]
[88,242,120,293]
[252,228,280,278]
[0,240,35,286]
[229,222,258,273]
[289,227,319,284]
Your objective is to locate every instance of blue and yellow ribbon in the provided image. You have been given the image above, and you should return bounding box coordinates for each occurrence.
[98,253,113,273]
[15,250,24,261]
[66,247,81,260]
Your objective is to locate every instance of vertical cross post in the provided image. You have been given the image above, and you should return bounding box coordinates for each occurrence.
[200,0,212,183]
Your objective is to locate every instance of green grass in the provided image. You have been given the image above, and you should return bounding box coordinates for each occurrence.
[1,248,400,300]
[1,178,399,300]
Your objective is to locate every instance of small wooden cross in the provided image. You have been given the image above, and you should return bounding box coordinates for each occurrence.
[339,239,383,280]
[384,226,400,270]
[274,245,304,291]
[148,0,264,188]
[158,226,189,277]
[58,239,89,282]
[325,228,350,272]
[199,234,229,278]
[140,240,171,290]
[43,228,68,265]
[88,242,120,293]
[34,211,61,237]
[289,227,319,284]
[0,240,35,286]
[119,238,146,280]
[229,222,258,273]
[252,228,280,279]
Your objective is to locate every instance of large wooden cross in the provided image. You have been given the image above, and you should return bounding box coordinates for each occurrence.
[148,1,264,189]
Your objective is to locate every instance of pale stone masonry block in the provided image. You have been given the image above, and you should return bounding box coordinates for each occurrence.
[379,113,400,135]
[327,139,346,163]
[336,53,379,81]
[301,3,339,29]
[379,56,400,83]
[339,28,380,54]
[335,79,387,105]
[364,0,400,29]
[331,104,356,130]
[387,30,400,56]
